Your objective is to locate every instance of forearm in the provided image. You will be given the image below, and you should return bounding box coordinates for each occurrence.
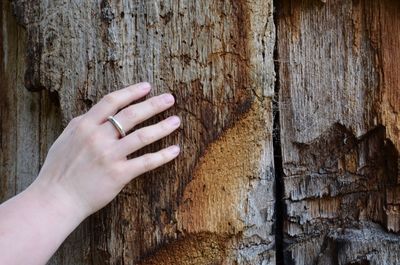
[0,180,86,265]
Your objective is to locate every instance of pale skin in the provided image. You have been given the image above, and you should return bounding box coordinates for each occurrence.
[0,82,180,265]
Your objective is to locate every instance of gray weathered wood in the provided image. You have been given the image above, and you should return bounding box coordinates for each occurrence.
[277,0,400,264]
[2,0,276,264]
[3,0,400,264]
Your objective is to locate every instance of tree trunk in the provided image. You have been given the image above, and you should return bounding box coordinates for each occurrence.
[276,0,400,264]
[1,0,399,264]
[1,0,276,264]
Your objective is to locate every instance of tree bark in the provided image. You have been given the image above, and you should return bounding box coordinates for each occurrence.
[2,0,400,264]
[276,0,400,264]
[1,0,276,264]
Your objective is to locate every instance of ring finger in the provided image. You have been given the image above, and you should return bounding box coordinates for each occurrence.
[103,93,175,138]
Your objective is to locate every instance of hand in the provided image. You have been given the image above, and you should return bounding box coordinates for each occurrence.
[31,82,181,218]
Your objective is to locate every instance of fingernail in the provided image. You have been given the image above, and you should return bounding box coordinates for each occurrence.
[169,145,180,155]
[163,93,175,104]
[167,116,181,126]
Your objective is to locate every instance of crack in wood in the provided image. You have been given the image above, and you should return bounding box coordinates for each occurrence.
[273,1,285,264]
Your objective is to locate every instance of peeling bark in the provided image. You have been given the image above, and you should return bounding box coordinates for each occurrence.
[3,0,400,264]
[2,0,276,264]
[276,0,400,264]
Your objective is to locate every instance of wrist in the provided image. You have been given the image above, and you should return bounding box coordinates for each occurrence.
[26,178,89,225]
[0,179,88,265]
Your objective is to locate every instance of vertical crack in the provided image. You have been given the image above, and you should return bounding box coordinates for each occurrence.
[272,0,285,264]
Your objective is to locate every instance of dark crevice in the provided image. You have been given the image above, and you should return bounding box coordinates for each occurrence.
[273,1,285,265]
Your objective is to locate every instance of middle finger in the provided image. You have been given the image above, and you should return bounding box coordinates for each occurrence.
[102,93,175,138]
[115,115,181,157]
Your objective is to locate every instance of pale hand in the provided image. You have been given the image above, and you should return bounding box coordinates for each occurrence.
[0,82,180,265]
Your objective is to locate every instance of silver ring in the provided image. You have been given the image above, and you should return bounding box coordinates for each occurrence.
[107,116,126,138]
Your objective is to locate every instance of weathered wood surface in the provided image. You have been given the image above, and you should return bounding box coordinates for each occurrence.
[2,0,276,264]
[0,1,63,200]
[3,0,400,264]
[276,0,400,264]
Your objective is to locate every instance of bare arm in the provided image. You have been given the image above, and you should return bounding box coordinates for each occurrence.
[0,82,180,265]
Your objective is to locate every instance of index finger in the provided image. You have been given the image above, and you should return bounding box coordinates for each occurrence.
[86,82,152,123]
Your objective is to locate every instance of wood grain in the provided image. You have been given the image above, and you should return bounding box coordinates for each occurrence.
[276,0,400,264]
[3,0,276,264]
[3,0,400,264]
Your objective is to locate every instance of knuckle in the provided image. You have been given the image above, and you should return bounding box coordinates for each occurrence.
[86,132,103,150]
[137,130,154,145]
[108,164,126,185]
[98,149,113,162]
[150,97,161,110]
[160,120,171,131]
[69,116,82,127]
[102,93,118,106]
[75,119,90,135]
[121,106,136,120]
[110,163,125,178]
[143,154,155,171]
[65,116,84,133]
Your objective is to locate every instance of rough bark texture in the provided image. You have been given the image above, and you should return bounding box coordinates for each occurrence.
[2,0,276,264]
[276,0,400,264]
[2,0,400,264]
[0,1,63,201]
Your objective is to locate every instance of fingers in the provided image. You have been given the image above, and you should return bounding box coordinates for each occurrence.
[102,93,175,138]
[86,82,152,123]
[116,115,181,157]
[122,145,180,183]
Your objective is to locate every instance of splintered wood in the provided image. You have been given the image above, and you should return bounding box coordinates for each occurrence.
[277,0,400,264]
[2,0,400,264]
[5,0,275,264]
